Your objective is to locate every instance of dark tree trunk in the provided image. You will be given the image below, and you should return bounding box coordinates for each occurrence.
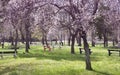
[42,37,45,45]
[55,39,58,44]
[77,38,82,46]
[28,41,30,49]
[25,34,29,53]
[78,33,82,46]
[81,31,92,70]
[9,32,14,46]
[71,35,75,54]
[112,39,115,47]
[25,24,30,53]
[1,37,4,48]
[60,33,63,46]
[61,33,63,42]
[19,27,25,44]
[70,29,80,54]
[103,30,108,47]
[68,36,71,46]
[91,38,95,47]
[45,36,48,46]
[115,38,118,44]
[29,33,32,44]
[92,40,95,47]
[14,30,18,54]
[91,31,95,47]
[9,36,14,46]
[11,37,14,46]
[64,34,66,45]
[103,35,106,47]
[21,32,25,44]
[25,36,29,53]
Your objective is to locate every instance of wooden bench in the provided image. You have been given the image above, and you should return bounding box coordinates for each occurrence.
[108,49,120,56]
[79,48,92,54]
[0,51,17,58]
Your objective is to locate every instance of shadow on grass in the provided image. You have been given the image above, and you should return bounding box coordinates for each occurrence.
[18,52,85,61]
[0,65,111,75]
[0,66,16,75]
[17,51,101,62]
[92,70,111,75]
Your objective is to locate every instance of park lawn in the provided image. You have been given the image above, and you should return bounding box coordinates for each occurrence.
[0,44,120,75]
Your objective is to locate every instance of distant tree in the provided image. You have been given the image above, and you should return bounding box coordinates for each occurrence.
[7,0,48,52]
[35,4,55,46]
[0,0,11,48]
[92,0,120,47]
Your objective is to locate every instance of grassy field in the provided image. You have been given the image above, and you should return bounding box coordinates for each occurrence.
[0,43,120,75]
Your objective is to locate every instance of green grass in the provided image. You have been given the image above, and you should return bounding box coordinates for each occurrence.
[0,43,120,75]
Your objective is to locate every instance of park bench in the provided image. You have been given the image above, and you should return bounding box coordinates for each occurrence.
[79,48,92,54]
[0,51,17,58]
[108,49,120,56]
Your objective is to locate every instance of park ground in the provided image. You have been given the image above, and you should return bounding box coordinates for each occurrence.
[0,43,120,75]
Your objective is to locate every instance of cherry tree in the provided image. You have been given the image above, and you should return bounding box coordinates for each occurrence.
[0,0,11,47]
[51,0,100,70]
[35,4,55,46]
[93,0,120,47]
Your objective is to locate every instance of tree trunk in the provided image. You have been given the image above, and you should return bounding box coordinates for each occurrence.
[29,33,32,44]
[11,37,14,46]
[25,37,29,53]
[21,32,25,43]
[55,39,58,44]
[60,33,63,46]
[42,37,45,45]
[78,33,82,46]
[103,35,106,47]
[71,35,75,54]
[45,36,48,46]
[25,36,29,53]
[112,39,115,47]
[14,30,18,54]
[1,37,4,48]
[103,29,108,47]
[91,31,95,47]
[64,34,66,45]
[82,31,92,70]
[9,36,14,46]
[9,32,14,46]
[19,27,25,43]
[1,37,5,48]
[92,38,95,47]
[115,38,118,44]
[25,25,30,53]
[92,40,95,47]
[28,41,30,49]
[68,36,71,46]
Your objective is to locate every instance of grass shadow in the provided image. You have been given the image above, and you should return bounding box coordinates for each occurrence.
[0,66,16,75]
[17,50,102,62]
[92,70,112,75]
[18,52,86,61]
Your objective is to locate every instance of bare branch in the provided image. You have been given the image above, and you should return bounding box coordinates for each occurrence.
[92,0,99,15]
